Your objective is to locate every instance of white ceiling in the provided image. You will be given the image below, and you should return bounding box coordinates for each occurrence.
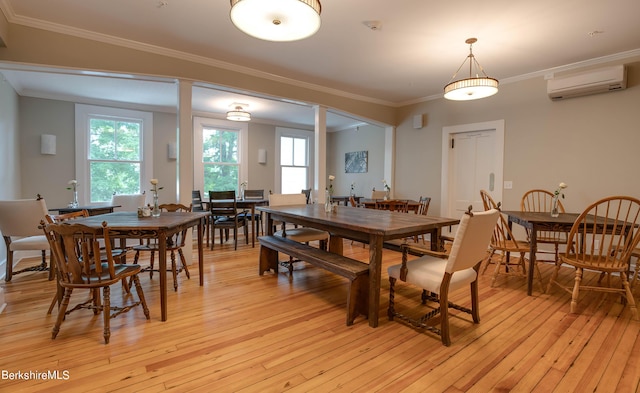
[1,0,640,129]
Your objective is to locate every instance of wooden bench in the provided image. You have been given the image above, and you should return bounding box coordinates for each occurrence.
[258,235,369,326]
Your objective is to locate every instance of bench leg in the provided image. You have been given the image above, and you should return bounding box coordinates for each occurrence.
[346,274,370,326]
[259,245,279,275]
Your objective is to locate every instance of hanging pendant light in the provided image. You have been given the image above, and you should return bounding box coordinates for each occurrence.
[227,103,251,122]
[229,0,322,42]
[444,38,499,101]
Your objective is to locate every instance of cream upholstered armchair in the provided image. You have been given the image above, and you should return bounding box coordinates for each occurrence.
[387,207,499,346]
[0,196,51,282]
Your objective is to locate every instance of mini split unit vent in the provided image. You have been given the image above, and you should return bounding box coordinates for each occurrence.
[547,65,627,101]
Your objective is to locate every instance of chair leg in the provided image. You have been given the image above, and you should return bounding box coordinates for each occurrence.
[622,273,639,320]
[178,249,190,279]
[102,285,111,344]
[5,250,13,282]
[546,260,562,294]
[131,274,150,320]
[570,268,583,314]
[52,287,72,340]
[439,289,451,347]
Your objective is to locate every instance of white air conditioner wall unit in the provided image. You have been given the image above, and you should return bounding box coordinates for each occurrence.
[547,65,627,101]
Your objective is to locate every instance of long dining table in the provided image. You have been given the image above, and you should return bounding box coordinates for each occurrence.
[258,203,459,327]
[74,211,210,321]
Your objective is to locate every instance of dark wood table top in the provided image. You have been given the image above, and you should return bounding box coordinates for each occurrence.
[49,204,121,216]
[258,204,458,243]
[74,211,209,231]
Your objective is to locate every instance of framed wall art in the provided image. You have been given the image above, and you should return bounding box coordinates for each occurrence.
[345,150,368,173]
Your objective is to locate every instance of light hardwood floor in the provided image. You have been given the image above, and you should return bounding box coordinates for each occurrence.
[1,237,639,392]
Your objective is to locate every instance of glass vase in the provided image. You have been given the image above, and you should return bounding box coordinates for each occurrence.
[152,192,161,217]
[70,190,79,208]
[324,189,332,213]
[551,195,559,217]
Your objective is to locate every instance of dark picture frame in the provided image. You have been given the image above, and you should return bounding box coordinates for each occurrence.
[345,151,368,173]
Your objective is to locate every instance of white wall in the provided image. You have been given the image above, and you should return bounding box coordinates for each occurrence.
[327,125,386,197]
[394,60,640,214]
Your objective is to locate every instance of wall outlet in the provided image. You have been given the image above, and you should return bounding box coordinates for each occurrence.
[504,181,513,189]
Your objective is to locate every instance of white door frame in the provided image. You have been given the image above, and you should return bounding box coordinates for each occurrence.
[440,119,505,217]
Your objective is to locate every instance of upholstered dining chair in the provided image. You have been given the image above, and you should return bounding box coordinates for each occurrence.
[0,196,51,282]
[111,193,147,249]
[209,190,248,250]
[480,190,544,292]
[521,189,571,263]
[131,203,192,291]
[387,206,499,346]
[547,196,640,320]
[268,193,330,274]
[42,221,150,344]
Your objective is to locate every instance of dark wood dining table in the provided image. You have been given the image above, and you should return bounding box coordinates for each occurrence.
[50,204,120,216]
[360,199,420,212]
[258,203,459,327]
[74,211,209,321]
[502,211,579,296]
[330,195,363,206]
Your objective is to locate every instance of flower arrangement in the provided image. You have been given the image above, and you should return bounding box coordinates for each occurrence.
[66,180,79,207]
[554,182,567,199]
[350,182,355,195]
[66,179,78,192]
[382,180,390,192]
[328,175,335,196]
[240,181,248,188]
[150,179,163,217]
[150,178,163,194]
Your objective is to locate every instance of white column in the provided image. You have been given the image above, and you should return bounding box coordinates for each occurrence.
[384,126,396,198]
[177,80,194,262]
[313,105,327,202]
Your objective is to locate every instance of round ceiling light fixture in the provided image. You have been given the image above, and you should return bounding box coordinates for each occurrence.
[227,103,251,122]
[230,0,322,42]
[444,38,499,101]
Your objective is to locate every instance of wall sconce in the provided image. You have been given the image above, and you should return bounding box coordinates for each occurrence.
[258,148,267,164]
[41,134,56,155]
[168,142,177,160]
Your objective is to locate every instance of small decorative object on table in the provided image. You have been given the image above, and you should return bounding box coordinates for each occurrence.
[66,179,79,208]
[350,182,355,197]
[324,188,332,213]
[551,182,567,217]
[240,181,248,200]
[150,179,163,217]
[328,175,335,197]
[382,179,391,200]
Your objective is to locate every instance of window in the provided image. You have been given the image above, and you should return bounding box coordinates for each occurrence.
[276,128,313,194]
[193,117,248,195]
[75,105,153,204]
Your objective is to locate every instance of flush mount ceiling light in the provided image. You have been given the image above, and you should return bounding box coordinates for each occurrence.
[229,0,322,42]
[444,38,499,101]
[227,103,251,122]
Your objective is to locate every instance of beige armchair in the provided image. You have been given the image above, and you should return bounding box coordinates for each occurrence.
[0,196,51,282]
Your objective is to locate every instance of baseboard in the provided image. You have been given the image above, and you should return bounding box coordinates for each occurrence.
[0,287,6,314]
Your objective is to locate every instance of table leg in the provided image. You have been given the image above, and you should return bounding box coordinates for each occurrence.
[368,234,383,327]
[158,230,167,321]
[251,205,256,247]
[528,228,538,296]
[198,218,204,286]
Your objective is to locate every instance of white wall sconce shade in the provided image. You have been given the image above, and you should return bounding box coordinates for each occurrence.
[168,142,177,160]
[230,0,322,42]
[41,134,56,155]
[258,148,267,164]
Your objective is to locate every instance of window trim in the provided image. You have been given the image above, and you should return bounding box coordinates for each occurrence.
[193,116,248,195]
[275,127,314,193]
[75,104,153,205]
